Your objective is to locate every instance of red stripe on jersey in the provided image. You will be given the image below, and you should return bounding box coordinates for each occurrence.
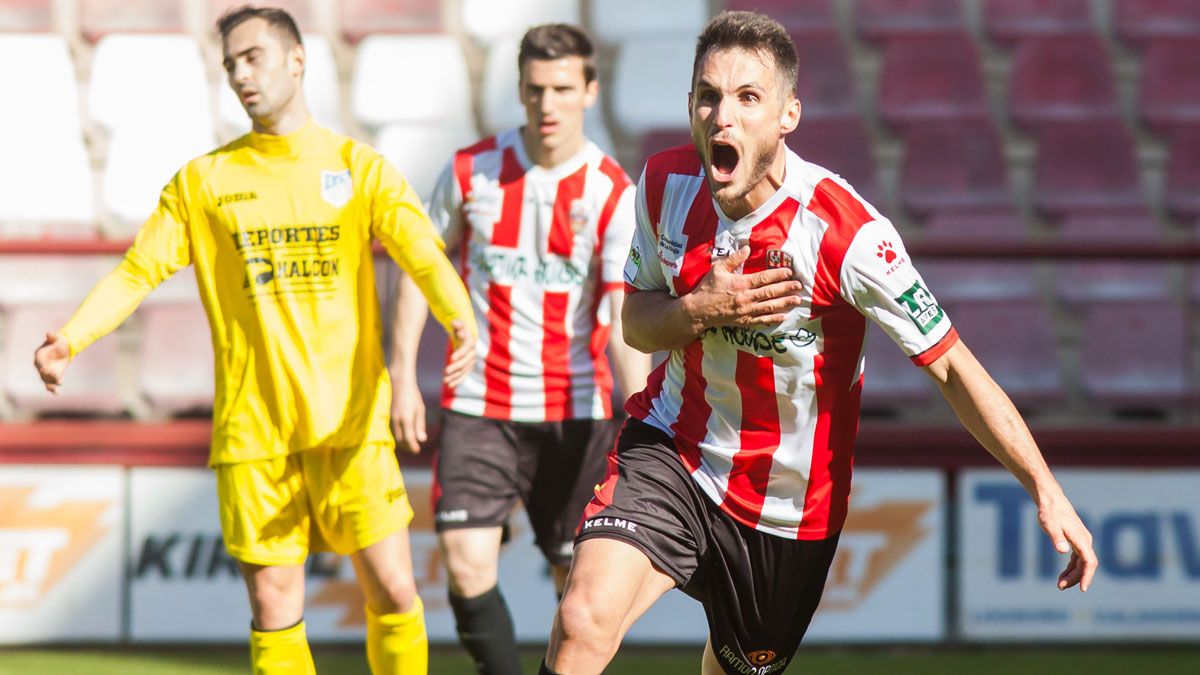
[671,188,719,296]
[625,359,668,420]
[542,291,572,420]
[670,341,711,473]
[482,284,515,418]
[719,351,781,527]
[491,147,525,248]
[743,198,802,274]
[643,145,702,237]
[596,157,632,252]
[807,179,873,312]
[453,136,497,200]
[549,164,588,257]
[911,327,959,366]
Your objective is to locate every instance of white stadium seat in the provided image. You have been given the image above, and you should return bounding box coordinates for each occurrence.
[218,35,342,134]
[351,35,473,129]
[374,122,479,203]
[460,0,580,44]
[588,0,708,43]
[0,35,82,135]
[101,125,215,234]
[88,34,211,132]
[0,255,119,306]
[612,37,696,135]
[0,133,96,239]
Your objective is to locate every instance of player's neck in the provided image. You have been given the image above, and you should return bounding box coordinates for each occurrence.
[251,102,312,136]
[522,126,587,169]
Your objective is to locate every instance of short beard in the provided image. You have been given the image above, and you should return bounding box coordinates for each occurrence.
[711,134,779,209]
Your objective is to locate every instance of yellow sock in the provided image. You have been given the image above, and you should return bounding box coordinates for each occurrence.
[366,595,428,675]
[249,620,316,675]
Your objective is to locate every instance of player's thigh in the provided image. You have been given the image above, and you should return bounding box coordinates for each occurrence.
[302,443,413,556]
[434,410,522,530]
[438,526,504,597]
[525,417,619,567]
[214,455,310,566]
[559,537,677,639]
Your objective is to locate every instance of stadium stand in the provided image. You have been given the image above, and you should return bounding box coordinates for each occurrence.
[920,209,1030,244]
[790,117,878,202]
[611,36,696,136]
[459,0,580,44]
[1008,35,1120,130]
[1055,262,1173,306]
[0,0,52,33]
[1031,121,1145,218]
[899,121,1011,217]
[793,32,857,119]
[138,302,214,416]
[878,33,989,128]
[351,34,472,130]
[983,0,1094,45]
[88,34,212,131]
[1166,126,1200,222]
[859,323,934,414]
[79,0,186,41]
[101,125,216,235]
[207,0,315,33]
[1078,300,1191,409]
[1113,0,1200,45]
[854,0,962,41]
[1139,38,1200,135]
[920,261,1038,302]
[340,0,442,41]
[374,122,477,202]
[726,0,836,35]
[588,0,707,44]
[1054,211,1163,244]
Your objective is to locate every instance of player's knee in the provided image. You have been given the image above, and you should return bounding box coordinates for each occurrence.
[248,583,304,630]
[444,553,498,598]
[368,568,419,614]
[556,589,619,654]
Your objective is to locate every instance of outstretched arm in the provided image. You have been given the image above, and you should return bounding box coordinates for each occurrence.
[924,340,1097,592]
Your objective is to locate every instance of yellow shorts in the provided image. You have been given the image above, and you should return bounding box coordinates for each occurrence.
[215,444,413,566]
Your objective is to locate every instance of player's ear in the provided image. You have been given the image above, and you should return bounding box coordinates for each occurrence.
[288,42,305,78]
[583,78,599,108]
[687,91,694,119]
[780,96,801,134]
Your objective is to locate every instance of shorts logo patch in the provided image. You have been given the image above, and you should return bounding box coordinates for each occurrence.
[895,280,944,335]
[581,516,638,533]
[748,650,777,665]
[436,509,469,523]
[718,644,790,674]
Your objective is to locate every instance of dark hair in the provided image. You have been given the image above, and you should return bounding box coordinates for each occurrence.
[692,11,798,98]
[216,5,303,47]
[518,23,596,84]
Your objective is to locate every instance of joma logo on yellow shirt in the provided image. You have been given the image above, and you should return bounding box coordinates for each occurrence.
[216,191,258,207]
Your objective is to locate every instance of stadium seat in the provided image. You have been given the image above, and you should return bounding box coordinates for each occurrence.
[0,133,96,240]
[1008,36,1120,130]
[1166,126,1200,221]
[793,32,857,119]
[351,35,472,130]
[1140,39,1200,135]
[588,0,707,44]
[0,255,119,306]
[1191,265,1200,301]
[1054,262,1172,306]
[1114,0,1200,45]
[899,121,1010,216]
[919,261,1038,302]
[1078,301,1190,408]
[218,35,341,134]
[374,123,480,203]
[921,208,1031,244]
[611,37,695,136]
[479,37,616,155]
[3,304,126,416]
[983,0,1094,45]
[207,0,314,32]
[340,0,441,42]
[138,302,214,415]
[859,323,934,413]
[0,0,53,32]
[726,0,836,35]
[88,34,211,132]
[878,34,989,128]
[790,117,878,202]
[80,0,185,41]
[941,299,1065,407]
[636,129,693,175]
[1032,121,1145,218]
[1054,211,1162,244]
[460,0,580,44]
[101,125,216,234]
[855,0,963,42]
[0,35,84,137]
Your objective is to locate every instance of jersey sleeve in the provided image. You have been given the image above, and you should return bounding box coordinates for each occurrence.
[601,184,636,288]
[426,158,464,250]
[622,169,670,294]
[839,218,958,366]
[362,149,476,337]
[59,166,195,357]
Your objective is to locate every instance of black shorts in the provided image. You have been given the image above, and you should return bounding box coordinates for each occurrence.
[577,419,840,675]
[434,409,619,566]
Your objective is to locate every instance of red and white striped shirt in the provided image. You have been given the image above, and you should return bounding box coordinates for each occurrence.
[624,145,959,539]
[429,129,635,422]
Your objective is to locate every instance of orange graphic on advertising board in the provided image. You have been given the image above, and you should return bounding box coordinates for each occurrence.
[819,496,931,612]
[0,486,113,608]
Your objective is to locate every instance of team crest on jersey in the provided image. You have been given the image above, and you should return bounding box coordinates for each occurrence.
[766,249,793,270]
[569,198,591,234]
[320,169,352,207]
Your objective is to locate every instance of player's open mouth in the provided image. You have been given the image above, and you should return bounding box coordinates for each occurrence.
[710,140,739,182]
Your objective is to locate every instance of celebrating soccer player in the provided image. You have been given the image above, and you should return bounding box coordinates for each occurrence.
[390,23,651,675]
[541,11,1098,675]
[33,7,476,674]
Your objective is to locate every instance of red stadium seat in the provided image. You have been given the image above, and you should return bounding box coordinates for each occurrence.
[139,302,214,416]
[727,0,837,35]
[1079,301,1191,409]
[208,0,314,33]
[919,261,1038,302]
[942,299,1065,408]
[637,129,693,175]
[1032,121,1145,218]
[1008,36,1119,130]
[859,323,934,414]
[983,0,1093,45]
[0,1,52,32]
[921,208,1031,244]
[1114,0,1200,45]
[1055,262,1172,306]
[80,0,185,41]
[1054,211,1162,244]
[899,121,1010,216]
[790,117,878,202]
[340,0,441,42]
[1191,265,1200,302]
[855,0,962,42]
[1139,39,1200,134]
[879,34,988,128]
[793,32,857,119]
[589,0,707,43]
[1166,126,1200,220]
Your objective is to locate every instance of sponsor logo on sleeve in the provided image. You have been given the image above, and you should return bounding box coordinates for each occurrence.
[876,240,910,276]
[630,245,642,269]
[895,280,944,335]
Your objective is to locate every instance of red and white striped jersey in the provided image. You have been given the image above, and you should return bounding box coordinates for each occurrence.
[624,145,959,539]
[429,129,635,422]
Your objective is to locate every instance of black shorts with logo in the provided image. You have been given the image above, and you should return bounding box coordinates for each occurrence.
[434,409,619,566]
[577,419,840,675]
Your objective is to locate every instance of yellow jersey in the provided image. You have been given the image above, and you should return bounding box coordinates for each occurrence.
[60,120,474,465]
